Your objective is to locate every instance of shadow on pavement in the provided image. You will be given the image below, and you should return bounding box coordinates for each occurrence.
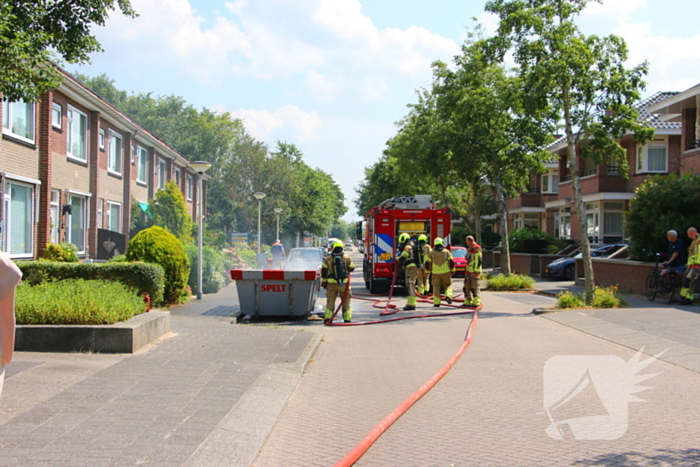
[573,448,700,466]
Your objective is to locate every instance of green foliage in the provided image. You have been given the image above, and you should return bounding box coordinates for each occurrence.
[556,287,626,309]
[16,279,146,325]
[452,227,502,247]
[149,181,193,245]
[126,226,189,304]
[626,173,700,261]
[486,273,534,290]
[507,228,567,253]
[0,2,137,101]
[130,195,150,234]
[39,243,78,262]
[15,261,164,305]
[185,245,227,295]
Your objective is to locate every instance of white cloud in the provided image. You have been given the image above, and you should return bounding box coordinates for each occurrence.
[304,69,338,100]
[229,105,323,143]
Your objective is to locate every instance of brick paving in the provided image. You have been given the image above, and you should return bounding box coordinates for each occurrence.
[254,269,700,467]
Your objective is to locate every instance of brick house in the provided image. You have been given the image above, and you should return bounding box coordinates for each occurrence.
[0,67,206,260]
[503,91,682,245]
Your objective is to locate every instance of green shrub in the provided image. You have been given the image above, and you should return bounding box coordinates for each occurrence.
[126,226,189,304]
[39,243,79,262]
[508,228,566,253]
[149,181,193,245]
[108,254,129,263]
[16,279,146,325]
[556,287,627,309]
[185,245,226,295]
[15,261,165,305]
[626,173,700,261]
[486,273,534,290]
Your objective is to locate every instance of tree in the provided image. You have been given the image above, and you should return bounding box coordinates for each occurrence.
[1,1,137,101]
[487,0,653,300]
[149,181,194,245]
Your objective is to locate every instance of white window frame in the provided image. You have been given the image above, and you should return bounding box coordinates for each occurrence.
[559,207,572,239]
[158,158,167,189]
[50,189,60,244]
[513,213,522,230]
[2,100,35,144]
[98,198,104,230]
[108,130,123,175]
[2,180,36,258]
[585,203,600,240]
[637,138,668,174]
[106,201,121,233]
[99,129,105,151]
[541,169,559,194]
[52,103,62,129]
[67,193,89,254]
[66,105,88,162]
[603,202,625,237]
[524,213,540,230]
[187,174,194,201]
[174,167,181,188]
[137,146,148,184]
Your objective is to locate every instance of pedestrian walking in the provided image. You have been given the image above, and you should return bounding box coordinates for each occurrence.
[461,235,482,307]
[680,227,700,305]
[271,239,285,269]
[397,233,418,311]
[1,250,22,399]
[416,234,432,295]
[425,237,454,307]
[322,240,355,323]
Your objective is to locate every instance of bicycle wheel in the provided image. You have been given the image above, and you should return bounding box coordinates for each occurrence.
[664,273,682,304]
[645,272,658,301]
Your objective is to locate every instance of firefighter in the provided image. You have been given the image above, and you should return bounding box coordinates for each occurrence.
[416,234,432,295]
[461,235,482,307]
[425,237,454,307]
[322,240,355,322]
[680,227,700,305]
[397,233,418,311]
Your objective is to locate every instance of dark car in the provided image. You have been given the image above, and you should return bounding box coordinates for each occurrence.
[544,243,627,281]
[451,246,467,278]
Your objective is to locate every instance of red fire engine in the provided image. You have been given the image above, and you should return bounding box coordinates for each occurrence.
[359,195,452,294]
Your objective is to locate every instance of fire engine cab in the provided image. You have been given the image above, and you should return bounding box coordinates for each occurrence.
[359,195,452,294]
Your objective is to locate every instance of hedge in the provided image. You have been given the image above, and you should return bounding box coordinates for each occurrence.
[16,261,165,305]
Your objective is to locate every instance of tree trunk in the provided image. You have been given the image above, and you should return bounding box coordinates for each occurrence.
[564,91,594,303]
[494,170,511,276]
[472,179,482,245]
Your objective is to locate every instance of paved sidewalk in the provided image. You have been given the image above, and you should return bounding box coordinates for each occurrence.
[0,283,321,467]
[255,264,700,466]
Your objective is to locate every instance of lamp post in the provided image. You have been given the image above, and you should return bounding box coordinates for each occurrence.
[253,192,266,255]
[188,161,212,300]
[274,208,283,241]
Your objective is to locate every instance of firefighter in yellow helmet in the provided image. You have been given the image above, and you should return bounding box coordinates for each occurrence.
[416,234,432,295]
[680,226,700,305]
[461,235,482,307]
[397,233,418,311]
[322,240,355,322]
[424,237,454,307]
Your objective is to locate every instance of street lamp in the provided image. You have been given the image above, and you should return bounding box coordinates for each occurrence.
[274,207,283,241]
[253,192,266,255]
[188,161,212,300]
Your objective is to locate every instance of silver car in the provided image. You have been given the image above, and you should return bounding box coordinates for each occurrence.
[285,247,324,271]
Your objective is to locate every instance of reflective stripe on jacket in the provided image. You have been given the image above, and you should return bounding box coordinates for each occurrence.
[467,243,482,274]
[427,249,453,275]
[689,237,700,266]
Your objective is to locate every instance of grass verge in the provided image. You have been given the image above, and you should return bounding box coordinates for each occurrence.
[556,286,627,309]
[487,273,535,290]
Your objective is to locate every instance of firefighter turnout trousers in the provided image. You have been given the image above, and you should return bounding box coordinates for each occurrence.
[405,265,418,307]
[417,268,429,295]
[432,273,453,305]
[463,273,480,306]
[325,282,352,321]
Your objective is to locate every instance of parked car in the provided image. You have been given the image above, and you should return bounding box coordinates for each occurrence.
[344,242,353,251]
[544,243,628,281]
[451,246,467,278]
[285,247,324,271]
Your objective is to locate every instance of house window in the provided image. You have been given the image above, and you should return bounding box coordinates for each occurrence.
[99,129,105,150]
[585,203,599,240]
[2,181,35,257]
[559,207,571,239]
[52,103,62,129]
[603,202,625,237]
[607,156,620,176]
[108,130,123,174]
[581,157,596,177]
[98,198,104,229]
[67,106,88,161]
[137,146,148,184]
[554,212,560,238]
[187,174,194,201]
[158,158,167,189]
[50,190,60,244]
[524,213,540,229]
[106,202,121,233]
[174,168,181,188]
[2,100,35,143]
[637,139,667,174]
[527,176,538,193]
[68,195,87,253]
[514,214,523,230]
[542,170,559,194]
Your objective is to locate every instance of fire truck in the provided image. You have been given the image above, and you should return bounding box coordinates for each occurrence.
[359,195,452,294]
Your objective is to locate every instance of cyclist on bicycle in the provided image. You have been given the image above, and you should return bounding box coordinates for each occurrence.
[662,230,687,277]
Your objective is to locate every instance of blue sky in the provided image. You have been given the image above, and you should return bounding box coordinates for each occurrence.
[76,0,700,221]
